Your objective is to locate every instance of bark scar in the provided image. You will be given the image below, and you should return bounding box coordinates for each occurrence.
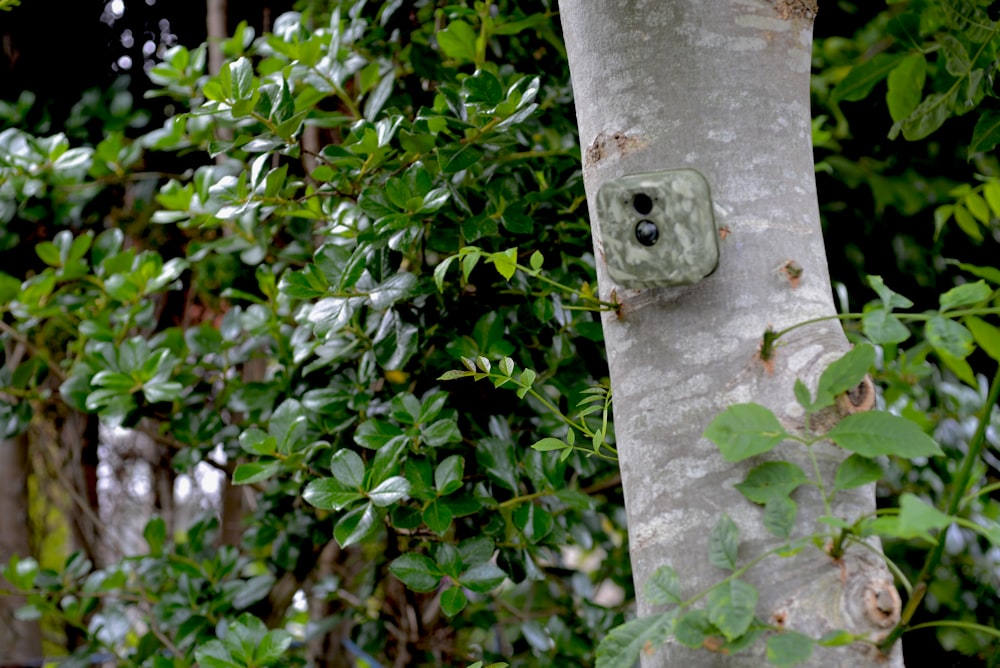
[772,0,817,20]
[585,131,647,169]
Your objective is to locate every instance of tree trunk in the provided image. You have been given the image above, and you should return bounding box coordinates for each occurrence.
[560,1,904,665]
[0,433,42,666]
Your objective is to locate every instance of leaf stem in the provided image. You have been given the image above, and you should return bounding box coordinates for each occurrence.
[881,361,1000,650]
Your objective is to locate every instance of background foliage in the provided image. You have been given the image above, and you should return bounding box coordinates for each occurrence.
[0,0,999,666]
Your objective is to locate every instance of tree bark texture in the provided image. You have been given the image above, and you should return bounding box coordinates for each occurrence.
[560,1,903,665]
[0,434,42,665]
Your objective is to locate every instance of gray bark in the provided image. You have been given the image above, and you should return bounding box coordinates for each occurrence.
[0,433,42,664]
[560,1,904,665]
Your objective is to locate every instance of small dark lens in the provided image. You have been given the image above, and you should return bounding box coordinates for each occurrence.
[632,193,653,215]
[635,219,659,246]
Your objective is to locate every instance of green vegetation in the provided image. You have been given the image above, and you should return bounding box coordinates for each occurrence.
[0,1,999,666]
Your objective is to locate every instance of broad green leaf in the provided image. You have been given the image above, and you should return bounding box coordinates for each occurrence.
[939,34,971,76]
[256,629,293,663]
[529,250,544,272]
[459,562,506,593]
[706,579,757,641]
[440,585,467,617]
[229,57,254,99]
[937,349,977,387]
[232,574,275,609]
[827,412,942,458]
[433,254,458,292]
[674,609,716,648]
[144,517,166,556]
[735,461,809,504]
[644,565,682,606]
[513,503,553,543]
[896,493,954,540]
[438,369,475,381]
[817,344,874,401]
[595,612,676,668]
[330,449,365,489]
[436,20,477,62]
[0,272,19,304]
[354,419,404,449]
[985,183,1000,218]
[831,53,902,102]
[817,630,856,647]
[704,403,788,462]
[464,70,504,106]
[491,247,518,281]
[862,308,910,344]
[532,437,569,452]
[898,89,959,141]
[966,316,1000,362]
[421,419,461,447]
[970,110,1000,157]
[953,204,983,241]
[368,476,410,507]
[232,460,282,485]
[939,280,990,311]
[441,144,482,173]
[966,193,991,224]
[423,500,453,535]
[868,275,913,309]
[833,454,884,491]
[925,316,974,359]
[389,553,443,592]
[763,496,797,539]
[708,514,739,571]
[886,53,926,122]
[793,378,814,411]
[767,631,814,667]
[194,641,241,668]
[457,536,494,567]
[948,260,1000,285]
[334,503,378,548]
[302,478,363,510]
[434,454,465,495]
[269,398,307,454]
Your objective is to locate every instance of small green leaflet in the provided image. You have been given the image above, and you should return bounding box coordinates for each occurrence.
[833,454,883,492]
[831,53,902,103]
[827,412,942,458]
[817,345,874,401]
[708,514,739,571]
[767,631,814,668]
[644,565,682,606]
[706,578,758,641]
[895,493,954,541]
[594,612,676,668]
[704,403,788,462]
[735,461,808,505]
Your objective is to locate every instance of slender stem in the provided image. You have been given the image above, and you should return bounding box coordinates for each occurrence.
[498,488,554,509]
[882,361,1000,650]
[905,620,1000,639]
[517,264,618,309]
[770,306,1000,341]
[845,534,913,596]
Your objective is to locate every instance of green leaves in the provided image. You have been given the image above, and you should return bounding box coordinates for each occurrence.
[806,344,874,412]
[827,412,942,458]
[389,538,506,615]
[437,20,478,63]
[194,614,292,668]
[831,53,902,103]
[706,579,758,641]
[704,403,788,462]
[594,612,676,668]
[708,515,740,571]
